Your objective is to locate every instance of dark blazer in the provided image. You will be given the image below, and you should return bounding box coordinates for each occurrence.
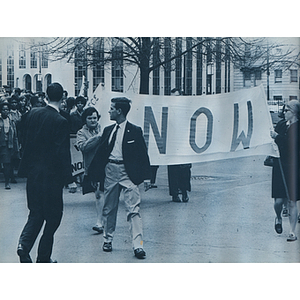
[18,106,73,186]
[89,121,151,186]
[275,120,300,201]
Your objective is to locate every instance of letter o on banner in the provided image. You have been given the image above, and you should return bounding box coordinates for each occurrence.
[189,107,213,153]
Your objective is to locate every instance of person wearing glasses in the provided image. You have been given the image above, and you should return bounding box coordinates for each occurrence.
[270,100,300,242]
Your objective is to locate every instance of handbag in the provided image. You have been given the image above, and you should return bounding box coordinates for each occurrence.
[264,156,274,167]
[82,174,96,195]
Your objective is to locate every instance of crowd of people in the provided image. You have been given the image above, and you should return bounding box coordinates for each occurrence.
[1,83,299,263]
[0,88,47,189]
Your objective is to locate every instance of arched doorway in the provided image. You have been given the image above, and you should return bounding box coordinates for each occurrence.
[34,74,42,93]
[23,74,32,92]
[44,74,52,89]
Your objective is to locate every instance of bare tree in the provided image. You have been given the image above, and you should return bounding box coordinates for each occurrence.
[23,37,300,95]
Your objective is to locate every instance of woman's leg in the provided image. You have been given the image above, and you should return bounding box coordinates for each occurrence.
[288,200,298,239]
[274,198,284,219]
[95,189,104,227]
[274,198,284,234]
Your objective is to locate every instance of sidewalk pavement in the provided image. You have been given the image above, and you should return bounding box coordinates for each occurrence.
[0,155,299,263]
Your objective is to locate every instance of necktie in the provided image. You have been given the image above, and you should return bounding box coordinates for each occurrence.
[108,124,119,154]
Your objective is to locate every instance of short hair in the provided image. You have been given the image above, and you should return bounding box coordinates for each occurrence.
[111,97,131,117]
[30,96,39,107]
[75,96,87,106]
[8,96,19,104]
[13,88,21,95]
[286,100,300,120]
[66,97,76,110]
[81,106,100,124]
[46,83,64,102]
[0,101,9,112]
[10,94,20,102]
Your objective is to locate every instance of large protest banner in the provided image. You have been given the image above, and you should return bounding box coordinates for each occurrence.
[78,84,279,166]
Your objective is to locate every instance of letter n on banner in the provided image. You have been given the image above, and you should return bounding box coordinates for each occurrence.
[143,106,168,154]
[230,101,253,151]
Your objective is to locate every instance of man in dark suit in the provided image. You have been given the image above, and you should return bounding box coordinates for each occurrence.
[89,97,151,259]
[17,82,72,263]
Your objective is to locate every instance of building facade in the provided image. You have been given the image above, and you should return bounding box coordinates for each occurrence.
[0,37,299,103]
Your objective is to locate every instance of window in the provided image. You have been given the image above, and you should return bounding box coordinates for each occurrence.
[290,70,298,82]
[92,39,104,92]
[289,95,298,100]
[254,69,261,81]
[244,70,251,81]
[74,44,87,96]
[30,48,37,68]
[225,42,230,93]
[275,69,282,83]
[196,37,203,95]
[152,38,160,95]
[7,45,14,88]
[164,38,171,95]
[41,47,48,68]
[215,38,221,94]
[175,37,182,92]
[19,44,26,69]
[111,45,123,92]
[184,37,193,95]
[206,38,212,95]
[273,95,282,101]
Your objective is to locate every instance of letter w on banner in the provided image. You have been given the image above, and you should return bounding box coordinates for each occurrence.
[88,84,279,165]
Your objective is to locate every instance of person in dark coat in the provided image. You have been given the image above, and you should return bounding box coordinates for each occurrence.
[88,97,151,259]
[168,88,192,202]
[0,101,19,189]
[69,96,86,134]
[271,100,300,242]
[272,107,288,235]
[17,83,73,263]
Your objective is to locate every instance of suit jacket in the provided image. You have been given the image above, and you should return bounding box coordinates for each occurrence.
[88,121,151,186]
[275,120,300,200]
[18,106,73,186]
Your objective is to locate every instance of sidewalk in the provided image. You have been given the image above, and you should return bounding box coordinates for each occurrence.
[0,155,299,263]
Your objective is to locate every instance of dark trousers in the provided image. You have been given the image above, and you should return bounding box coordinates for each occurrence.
[150,165,159,184]
[18,175,63,262]
[167,164,191,196]
[3,163,12,184]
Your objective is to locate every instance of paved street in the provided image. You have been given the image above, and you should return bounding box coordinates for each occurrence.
[1,155,299,263]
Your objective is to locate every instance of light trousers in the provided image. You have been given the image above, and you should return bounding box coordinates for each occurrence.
[103,162,143,250]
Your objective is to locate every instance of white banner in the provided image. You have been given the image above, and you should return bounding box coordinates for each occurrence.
[85,84,279,165]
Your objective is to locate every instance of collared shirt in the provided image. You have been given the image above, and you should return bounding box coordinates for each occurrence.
[109,120,127,160]
[47,103,60,112]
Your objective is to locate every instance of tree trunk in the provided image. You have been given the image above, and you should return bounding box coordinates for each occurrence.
[139,38,151,95]
[139,67,150,94]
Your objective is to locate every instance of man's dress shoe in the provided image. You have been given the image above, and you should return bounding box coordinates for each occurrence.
[92,226,104,234]
[172,195,181,202]
[36,258,57,263]
[134,248,146,259]
[17,244,32,263]
[182,192,189,202]
[103,242,112,252]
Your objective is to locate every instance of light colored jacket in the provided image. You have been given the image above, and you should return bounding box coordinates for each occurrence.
[0,116,18,150]
[76,123,101,174]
